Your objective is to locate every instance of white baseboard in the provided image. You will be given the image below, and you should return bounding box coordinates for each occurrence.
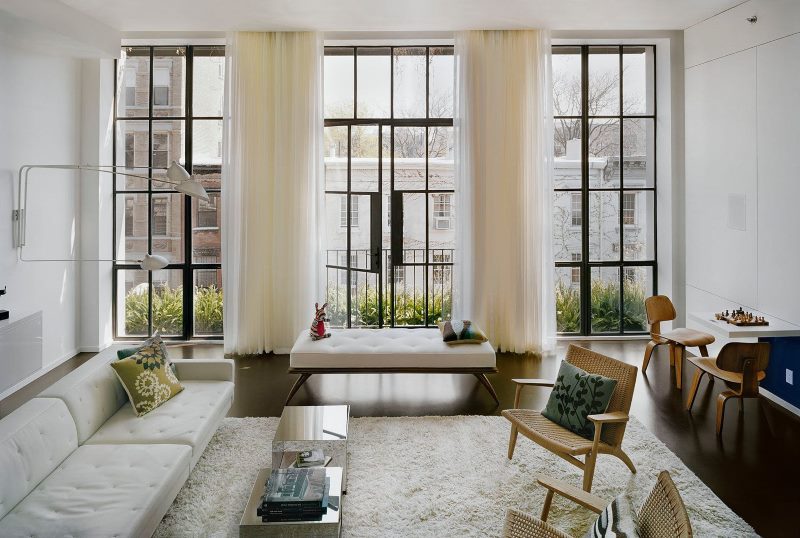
[78,342,112,353]
[761,388,800,417]
[0,347,79,401]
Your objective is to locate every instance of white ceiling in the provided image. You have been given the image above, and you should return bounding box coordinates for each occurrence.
[59,0,743,33]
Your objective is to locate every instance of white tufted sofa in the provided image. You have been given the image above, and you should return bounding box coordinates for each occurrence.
[0,345,234,537]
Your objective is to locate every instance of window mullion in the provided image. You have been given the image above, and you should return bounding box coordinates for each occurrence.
[580,45,590,336]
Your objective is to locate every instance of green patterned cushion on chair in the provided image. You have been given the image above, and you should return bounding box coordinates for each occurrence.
[541,360,617,440]
[110,336,183,416]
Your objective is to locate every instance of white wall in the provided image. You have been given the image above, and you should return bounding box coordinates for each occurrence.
[684,0,800,351]
[0,38,83,367]
[0,5,119,392]
[78,58,115,352]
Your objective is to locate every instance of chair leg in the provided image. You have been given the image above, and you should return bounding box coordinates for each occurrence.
[674,345,685,389]
[716,390,736,435]
[615,449,637,474]
[507,425,518,460]
[583,451,598,492]
[642,340,658,373]
[540,489,554,521]
[699,345,709,357]
[668,343,676,366]
[686,369,704,411]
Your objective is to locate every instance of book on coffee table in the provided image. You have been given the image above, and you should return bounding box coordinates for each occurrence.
[263,468,326,506]
[239,467,343,537]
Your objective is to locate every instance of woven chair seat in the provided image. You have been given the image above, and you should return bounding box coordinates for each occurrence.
[503,509,571,538]
[502,409,610,456]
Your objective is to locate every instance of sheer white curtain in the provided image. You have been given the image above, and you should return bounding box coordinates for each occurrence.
[222,31,323,354]
[454,30,555,354]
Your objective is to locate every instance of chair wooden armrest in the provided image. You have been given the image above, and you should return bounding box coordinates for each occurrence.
[587,411,630,424]
[536,475,607,521]
[511,379,555,407]
[512,378,556,387]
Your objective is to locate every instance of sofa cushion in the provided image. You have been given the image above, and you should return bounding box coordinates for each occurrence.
[0,443,191,538]
[290,329,496,369]
[0,399,78,520]
[85,380,234,467]
[110,352,184,417]
[39,345,130,444]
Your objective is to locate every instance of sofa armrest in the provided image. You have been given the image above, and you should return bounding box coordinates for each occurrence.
[172,359,235,382]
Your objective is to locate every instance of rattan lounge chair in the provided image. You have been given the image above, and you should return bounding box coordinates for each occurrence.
[502,471,692,538]
[503,344,638,492]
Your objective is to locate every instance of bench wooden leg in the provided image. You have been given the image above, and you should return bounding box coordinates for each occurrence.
[474,373,500,405]
[285,373,312,405]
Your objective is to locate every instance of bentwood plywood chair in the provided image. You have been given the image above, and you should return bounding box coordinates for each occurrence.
[503,345,638,492]
[685,342,770,435]
[642,295,715,389]
[502,471,692,538]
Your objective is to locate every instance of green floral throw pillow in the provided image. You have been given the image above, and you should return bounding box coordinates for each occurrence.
[110,337,183,416]
[541,360,617,440]
[117,334,176,373]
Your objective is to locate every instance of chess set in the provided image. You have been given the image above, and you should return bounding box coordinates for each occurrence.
[714,307,769,326]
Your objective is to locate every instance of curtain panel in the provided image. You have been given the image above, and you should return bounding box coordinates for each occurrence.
[454,30,555,353]
[222,31,323,354]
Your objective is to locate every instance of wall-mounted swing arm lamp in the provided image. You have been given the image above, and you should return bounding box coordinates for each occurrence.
[12,161,210,271]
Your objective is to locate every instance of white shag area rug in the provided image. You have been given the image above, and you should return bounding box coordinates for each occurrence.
[155,416,755,537]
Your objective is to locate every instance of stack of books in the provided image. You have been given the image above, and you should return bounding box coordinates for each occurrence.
[258,468,330,522]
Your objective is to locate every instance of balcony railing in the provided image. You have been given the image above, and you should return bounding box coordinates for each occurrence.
[325,248,454,328]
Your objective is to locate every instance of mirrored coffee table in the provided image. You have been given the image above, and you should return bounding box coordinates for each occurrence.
[272,405,350,492]
[239,466,342,538]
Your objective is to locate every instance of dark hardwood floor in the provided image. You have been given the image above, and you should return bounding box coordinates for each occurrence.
[3,339,798,536]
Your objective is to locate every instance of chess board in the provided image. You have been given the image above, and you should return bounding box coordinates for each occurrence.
[717,314,769,327]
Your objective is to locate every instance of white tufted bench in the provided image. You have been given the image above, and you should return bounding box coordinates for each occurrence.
[287,328,498,404]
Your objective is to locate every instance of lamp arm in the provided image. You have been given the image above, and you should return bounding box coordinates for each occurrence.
[18,253,146,265]
[13,164,184,249]
[77,165,182,186]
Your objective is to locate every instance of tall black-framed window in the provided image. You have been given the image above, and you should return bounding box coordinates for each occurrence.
[323,45,455,328]
[552,45,657,335]
[113,45,225,340]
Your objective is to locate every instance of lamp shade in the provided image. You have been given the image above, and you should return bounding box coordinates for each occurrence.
[139,254,169,271]
[166,161,210,202]
[175,179,210,202]
[166,161,191,182]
